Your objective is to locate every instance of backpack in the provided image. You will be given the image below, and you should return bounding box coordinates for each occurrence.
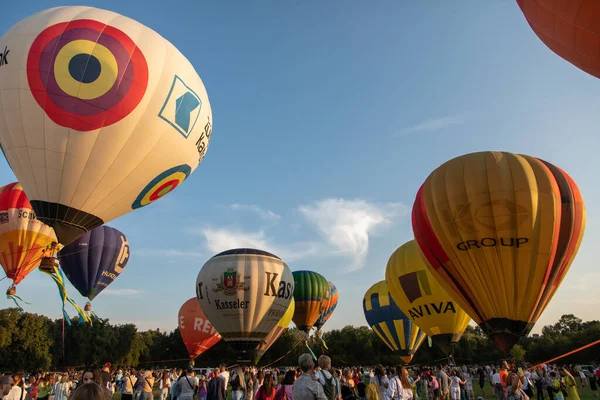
[231,373,242,390]
[323,374,335,400]
[274,385,288,400]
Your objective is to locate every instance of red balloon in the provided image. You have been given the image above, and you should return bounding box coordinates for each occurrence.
[518,0,600,79]
[178,298,221,360]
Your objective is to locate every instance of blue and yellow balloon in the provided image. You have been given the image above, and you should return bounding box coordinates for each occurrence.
[363,280,427,363]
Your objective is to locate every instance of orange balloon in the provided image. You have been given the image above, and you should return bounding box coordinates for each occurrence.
[178,298,222,360]
[0,182,61,287]
[518,0,600,79]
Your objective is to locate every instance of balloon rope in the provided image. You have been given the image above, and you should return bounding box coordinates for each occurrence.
[40,266,91,325]
[88,310,103,323]
[527,339,600,370]
[259,338,305,368]
[62,315,66,368]
[6,293,30,310]
[318,336,328,350]
[305,342,317,360]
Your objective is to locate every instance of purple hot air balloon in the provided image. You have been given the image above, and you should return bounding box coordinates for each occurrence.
[58,225,130,302]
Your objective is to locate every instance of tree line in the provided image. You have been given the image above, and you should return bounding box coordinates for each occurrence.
[0,308,598,372]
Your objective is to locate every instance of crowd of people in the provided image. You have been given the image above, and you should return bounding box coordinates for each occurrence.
[0,356,598,400]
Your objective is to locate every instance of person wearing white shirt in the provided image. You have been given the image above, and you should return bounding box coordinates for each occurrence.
[386,367,413,400]
[4,374,25,400]
[374,365,389,400]
[219,364,230,393]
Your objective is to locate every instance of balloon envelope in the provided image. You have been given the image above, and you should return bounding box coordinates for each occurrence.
[254,297,295,365]
[517,0,600,79]
[0,182,61,286]
[363,280,427,363]
[58,225,130,301]
[178,298,221,360]
[385,240,471,353]
[196,248,294,363]
[412,151,585,353]
[292,270,330,333]
[0,6,213,245]
[315,282,338,331]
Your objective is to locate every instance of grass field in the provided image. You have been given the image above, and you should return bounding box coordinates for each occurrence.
[111,384,599,400]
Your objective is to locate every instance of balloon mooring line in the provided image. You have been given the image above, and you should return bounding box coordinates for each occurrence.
[527,339,600,370]
[259,338,305,368]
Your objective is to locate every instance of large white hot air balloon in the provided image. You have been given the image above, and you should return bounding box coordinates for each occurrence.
[196,248,294,364]
[0,6,213,246]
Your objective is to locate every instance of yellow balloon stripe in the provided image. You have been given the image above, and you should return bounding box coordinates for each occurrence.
[54,40,118,100]
[375,323,397,351]
[394,319,406,350]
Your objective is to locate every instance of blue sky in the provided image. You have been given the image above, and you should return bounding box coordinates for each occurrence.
[1,1,599,334]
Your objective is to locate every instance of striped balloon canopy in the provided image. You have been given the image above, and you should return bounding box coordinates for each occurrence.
[362,280,427,363]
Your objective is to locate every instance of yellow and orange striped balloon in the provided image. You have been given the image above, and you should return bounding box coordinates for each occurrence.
[412,152,585,353]
[0,182,61,287]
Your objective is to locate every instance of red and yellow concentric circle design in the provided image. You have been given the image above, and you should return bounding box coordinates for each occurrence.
[131,165,192,210]
[27,19,148,132]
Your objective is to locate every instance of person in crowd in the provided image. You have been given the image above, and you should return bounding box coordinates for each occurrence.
[256,372,277,400]
[560,368,579,400]
[449,370,465,400]
[3,373,24,400]
[316,356,335,400]
[207,367,226,400]
[374,365,389,400]
[477,367,486,399]
[158,371,171,400]
[71,382,104,400]
[122,370,138,400]
[219,364,230,390]
[293,354,328,400]
[231,366,246,400]
[140,370,155,400]
[277,370,296,400]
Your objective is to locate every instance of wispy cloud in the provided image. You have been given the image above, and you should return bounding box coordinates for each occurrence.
[229,203,281,221]
[298,198,409,272]
[102,289,145,296]
[195,198,409,273]
[199,227,321,261]
[396,112,472,135]
[137,249,204,257]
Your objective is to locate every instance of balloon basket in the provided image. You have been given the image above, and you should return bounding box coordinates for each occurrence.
[6,285,16,296]
[84,302,92,312]
[39,257,59,272]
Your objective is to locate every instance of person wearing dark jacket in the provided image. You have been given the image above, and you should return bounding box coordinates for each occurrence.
[207,367,226,400]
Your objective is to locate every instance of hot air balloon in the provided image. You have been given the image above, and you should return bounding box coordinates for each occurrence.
[385,240,471,353]
[0,182,62,299]
[58,225,130,317]
[196,248,294,364]
[517,0,600,79]
[292,271,330,334]
[363,280,427,364]
[412,151,585,353]
[254,298,295,365]
[178,297,222,365]
[315,282,338,332]
[0,6,213,248]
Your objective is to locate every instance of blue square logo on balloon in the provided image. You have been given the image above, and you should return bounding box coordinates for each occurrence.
[158,75,202,138]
